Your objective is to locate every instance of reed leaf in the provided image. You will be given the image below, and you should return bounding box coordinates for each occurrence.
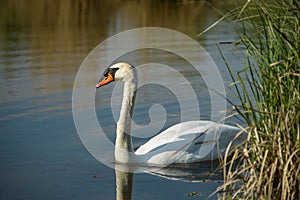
[215,0,300,199]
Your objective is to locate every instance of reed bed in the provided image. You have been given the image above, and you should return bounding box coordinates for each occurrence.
[216,0,300,199]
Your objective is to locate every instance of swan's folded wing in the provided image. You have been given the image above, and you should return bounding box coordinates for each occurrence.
[135,121,245,156]
[135,121,213,155]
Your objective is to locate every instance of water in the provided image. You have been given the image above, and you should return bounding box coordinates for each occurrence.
[0,1,245,199]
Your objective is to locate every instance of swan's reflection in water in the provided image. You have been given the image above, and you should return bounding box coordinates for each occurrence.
[115,169,134,200]
[115,161,222,200]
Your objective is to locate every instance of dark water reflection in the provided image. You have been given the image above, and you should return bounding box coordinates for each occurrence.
[0,0,245,199]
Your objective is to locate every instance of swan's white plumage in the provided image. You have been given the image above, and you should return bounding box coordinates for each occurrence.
[96,63,246,165]
[135,121,244,164]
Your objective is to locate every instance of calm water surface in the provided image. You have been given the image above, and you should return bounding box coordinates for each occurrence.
[0,1,245,199]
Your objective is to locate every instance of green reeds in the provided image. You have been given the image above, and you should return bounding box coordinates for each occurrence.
[218,0,300,199]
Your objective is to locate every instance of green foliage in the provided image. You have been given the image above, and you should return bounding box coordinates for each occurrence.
[217,0,300,199]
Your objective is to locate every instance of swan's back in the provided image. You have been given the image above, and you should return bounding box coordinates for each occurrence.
[135,121,245,164]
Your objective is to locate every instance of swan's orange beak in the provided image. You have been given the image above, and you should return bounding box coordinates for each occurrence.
[96,73,114,88]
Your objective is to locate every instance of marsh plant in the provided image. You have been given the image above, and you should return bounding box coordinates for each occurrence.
[216,0,300,199]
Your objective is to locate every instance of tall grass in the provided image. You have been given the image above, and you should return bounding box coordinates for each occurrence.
[218,0,300,199]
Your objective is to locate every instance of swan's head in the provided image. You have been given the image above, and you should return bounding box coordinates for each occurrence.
[96,62,136,88]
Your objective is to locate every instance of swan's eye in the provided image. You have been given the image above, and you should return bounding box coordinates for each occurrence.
[103,69,109,77]
[103,67,119,77]
[111,67,119,73]
[108,67,119,77]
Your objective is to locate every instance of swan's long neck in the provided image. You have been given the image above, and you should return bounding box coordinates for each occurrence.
[115,76,137,163]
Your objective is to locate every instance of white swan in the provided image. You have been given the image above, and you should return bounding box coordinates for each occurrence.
[96,62,245,165]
